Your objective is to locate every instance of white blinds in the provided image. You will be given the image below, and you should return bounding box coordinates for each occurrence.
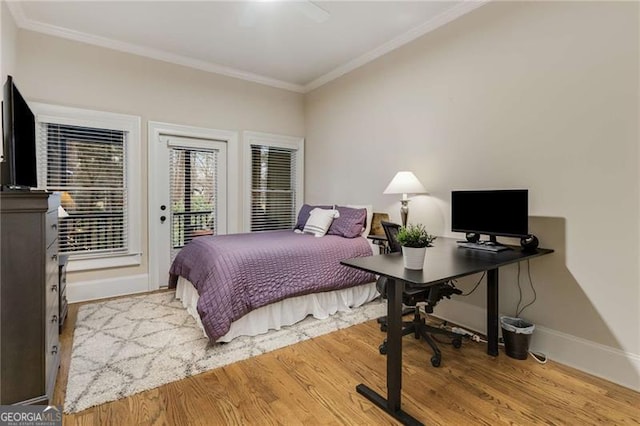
[250,144,296,231]
[170,147,218,260]
[39,123,127,256]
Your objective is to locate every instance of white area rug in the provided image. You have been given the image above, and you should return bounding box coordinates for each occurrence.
[64,291,386,413]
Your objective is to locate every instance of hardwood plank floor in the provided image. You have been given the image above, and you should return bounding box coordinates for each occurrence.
[55,301,640,425]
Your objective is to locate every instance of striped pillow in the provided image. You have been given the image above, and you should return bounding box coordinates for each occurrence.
[303,208,339,237]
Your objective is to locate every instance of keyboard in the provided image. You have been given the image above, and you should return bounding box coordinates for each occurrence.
[456,241,511,252]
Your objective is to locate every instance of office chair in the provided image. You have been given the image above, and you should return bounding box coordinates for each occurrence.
[376,221,463,367]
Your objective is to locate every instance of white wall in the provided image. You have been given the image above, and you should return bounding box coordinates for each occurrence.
[1,1,18,82]
[305,1,640,388]
[15,29,305,290]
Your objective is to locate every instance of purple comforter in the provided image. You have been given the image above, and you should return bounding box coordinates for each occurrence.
[169,230,375,341]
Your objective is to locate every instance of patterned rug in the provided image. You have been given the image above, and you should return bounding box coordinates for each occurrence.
[64,291,386,413]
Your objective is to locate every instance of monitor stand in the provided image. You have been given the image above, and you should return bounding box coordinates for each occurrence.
[456,235,511,252]
[484,235,502,247]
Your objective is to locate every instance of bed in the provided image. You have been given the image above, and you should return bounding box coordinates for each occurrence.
[169,227,378,343]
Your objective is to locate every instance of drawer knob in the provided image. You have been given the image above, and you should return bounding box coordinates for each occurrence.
[51,315,58,323]
[52,254,58,261]
[51,223,57,230]
[51,345,58,355]
[51,284,57,292]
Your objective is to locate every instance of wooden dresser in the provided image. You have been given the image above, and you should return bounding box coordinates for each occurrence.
[0,191,60,404]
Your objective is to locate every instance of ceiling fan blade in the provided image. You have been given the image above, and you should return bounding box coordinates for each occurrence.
[292,1,330,24]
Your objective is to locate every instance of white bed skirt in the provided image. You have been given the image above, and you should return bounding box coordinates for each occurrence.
[175,277,379,342]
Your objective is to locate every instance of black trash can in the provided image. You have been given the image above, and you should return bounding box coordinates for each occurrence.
[501,316,535,360]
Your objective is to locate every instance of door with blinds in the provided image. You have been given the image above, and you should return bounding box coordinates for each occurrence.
[155,135,227,285]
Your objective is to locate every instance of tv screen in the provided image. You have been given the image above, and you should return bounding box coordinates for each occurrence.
[451,190,528,238]
[2,75,37,189]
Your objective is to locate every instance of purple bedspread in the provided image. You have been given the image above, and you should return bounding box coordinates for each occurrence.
[169,230,375,341]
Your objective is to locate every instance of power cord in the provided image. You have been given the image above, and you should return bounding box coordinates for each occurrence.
[442,263,548,363]
[451,271,486,296]
[449,326,504,346]
[529,351,548,364]
[515,260,537,317]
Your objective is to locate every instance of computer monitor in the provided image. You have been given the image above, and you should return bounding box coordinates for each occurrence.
[451,189,528,243]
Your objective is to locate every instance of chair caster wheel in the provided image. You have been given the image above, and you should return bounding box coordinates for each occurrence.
[431,356,441,367]
[380,324,387,332]
[379,344,388,355]
[452,338,462,349]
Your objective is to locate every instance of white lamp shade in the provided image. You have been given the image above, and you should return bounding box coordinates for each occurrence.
[383,171,427,195]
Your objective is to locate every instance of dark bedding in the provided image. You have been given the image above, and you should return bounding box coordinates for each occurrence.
[169,230,376,341]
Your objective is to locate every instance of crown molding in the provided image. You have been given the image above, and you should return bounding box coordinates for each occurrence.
[6,2,305,93]
[304,0,489,93]
[7,1,488,95]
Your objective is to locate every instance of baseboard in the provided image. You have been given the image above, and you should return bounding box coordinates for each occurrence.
[67,274,149,303]
[433,299,640,392]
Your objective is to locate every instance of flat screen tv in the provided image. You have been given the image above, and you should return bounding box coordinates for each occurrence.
[1,75,37,190]
[451,189,528,242]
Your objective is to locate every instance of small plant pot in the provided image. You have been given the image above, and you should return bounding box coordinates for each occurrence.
[402,246,426,270]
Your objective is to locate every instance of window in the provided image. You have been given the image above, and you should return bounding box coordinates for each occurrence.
[33,103,141,271]
[243,132,304,232]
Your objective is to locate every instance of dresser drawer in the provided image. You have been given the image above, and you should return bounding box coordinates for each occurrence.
[46,210,58,249]
[45,320,60,399]
[45,315,60,376]
[46,274,59,313]
[46,245,58,283]
[46,312,60,348]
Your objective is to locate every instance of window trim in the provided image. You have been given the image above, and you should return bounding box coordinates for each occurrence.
[242,131,304,232]
[31,102,142,272]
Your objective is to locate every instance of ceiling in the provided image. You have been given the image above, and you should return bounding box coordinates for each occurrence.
[8,1,485,93]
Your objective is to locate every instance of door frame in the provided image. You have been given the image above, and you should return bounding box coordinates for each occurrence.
[148,121,239,290]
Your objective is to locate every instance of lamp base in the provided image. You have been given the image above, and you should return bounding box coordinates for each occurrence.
[400,200,409,228]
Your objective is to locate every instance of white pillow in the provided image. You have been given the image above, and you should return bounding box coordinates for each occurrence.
[303,208,339,237]
[346,204,373,237]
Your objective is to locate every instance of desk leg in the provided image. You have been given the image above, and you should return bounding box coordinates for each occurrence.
[487,268,499,356]
[355,279,423,426]
[386,278,402,410]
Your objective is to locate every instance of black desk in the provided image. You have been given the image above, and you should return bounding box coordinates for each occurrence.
[341,237,553,426]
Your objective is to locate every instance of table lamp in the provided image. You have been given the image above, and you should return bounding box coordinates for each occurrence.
[383,171,427,227]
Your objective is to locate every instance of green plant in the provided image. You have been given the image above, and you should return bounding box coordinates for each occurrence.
[396,224,437,248]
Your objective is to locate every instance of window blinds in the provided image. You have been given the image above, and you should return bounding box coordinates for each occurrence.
[170,147,218,260]
[250,144,296,232]
[39,123,127,256]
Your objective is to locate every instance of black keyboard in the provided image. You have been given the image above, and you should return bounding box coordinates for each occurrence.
[456,241,511,252]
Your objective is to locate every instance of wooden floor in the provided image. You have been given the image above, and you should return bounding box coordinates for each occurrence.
[55,302,640,425]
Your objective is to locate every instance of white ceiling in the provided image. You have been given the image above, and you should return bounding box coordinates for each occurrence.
[8,1,485,93]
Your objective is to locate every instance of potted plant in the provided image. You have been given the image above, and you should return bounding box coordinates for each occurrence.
[396,224,436,270]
